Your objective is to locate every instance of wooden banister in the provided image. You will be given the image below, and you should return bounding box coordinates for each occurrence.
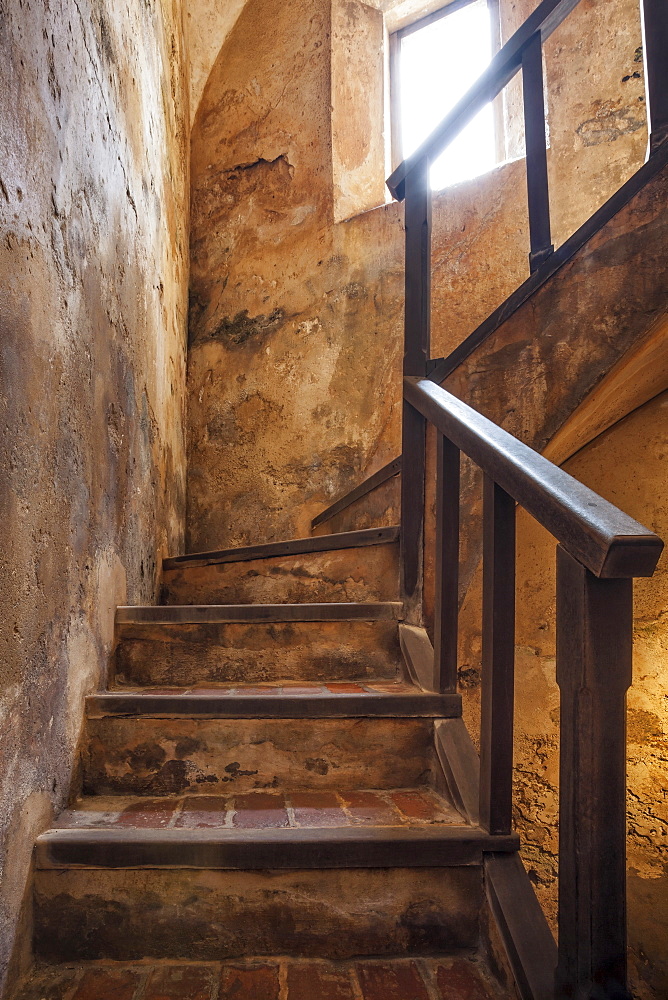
[388,3,665,996]
[404,377,663,579]
[401,372,661,998]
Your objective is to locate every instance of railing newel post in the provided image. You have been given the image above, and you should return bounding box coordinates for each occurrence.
[522,31,553,272]
[479,475,516,835]
[400,158,432,623]
[555,546,633,1000]
[434,433,460,692]
[639,0,668,155]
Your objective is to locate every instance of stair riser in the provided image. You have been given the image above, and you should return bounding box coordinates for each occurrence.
[34,866,481,961]
[83,717,438,796]
[114,620,402,686]
[161,545,399,605]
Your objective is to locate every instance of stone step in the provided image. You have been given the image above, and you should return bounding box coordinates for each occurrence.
[114,617,404,687]
[82,690,454,795]
[33,864,484,961]
[162,527,399,606]
[35,787,518,871]
[14,955,509,1000]
[88,682,459,718]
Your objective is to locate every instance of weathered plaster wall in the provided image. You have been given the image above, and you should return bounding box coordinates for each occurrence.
[186,0,647,552]
[456,391,668,999]
[0,0,189,988]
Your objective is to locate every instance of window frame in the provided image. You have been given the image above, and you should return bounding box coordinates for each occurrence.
[389,0,503,177]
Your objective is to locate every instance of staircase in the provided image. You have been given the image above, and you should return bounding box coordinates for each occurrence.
[9,0,667,996]
[21,528,515,998]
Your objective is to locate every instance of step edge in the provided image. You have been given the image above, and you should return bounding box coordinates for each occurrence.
[115,602,404,625]
[35,825,520,869]
[163,526,400,571]
[85,692,462,719]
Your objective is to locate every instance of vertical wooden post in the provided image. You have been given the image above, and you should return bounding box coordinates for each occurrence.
[555,547,633,1000]
[639,0,668,154]
[522,32,553,273]
[400,158,431,622]
[433,434,460,692]
[479,476,515,835]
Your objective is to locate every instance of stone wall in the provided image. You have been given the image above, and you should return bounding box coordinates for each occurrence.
[0,0,189,988]
[186,0,647,551]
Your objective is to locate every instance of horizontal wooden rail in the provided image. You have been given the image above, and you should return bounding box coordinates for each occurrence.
[404,377,663,579]
[311,458,401,530]
[387,0,582,200]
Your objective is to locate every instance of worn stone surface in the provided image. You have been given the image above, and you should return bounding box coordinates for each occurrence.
[114,619,402,686]
[161,544,399,604]
[12,956,504,999]
[83,716,438,795]
[0,0,188,988]
[33,867,481,960]
[456,391,668,1000]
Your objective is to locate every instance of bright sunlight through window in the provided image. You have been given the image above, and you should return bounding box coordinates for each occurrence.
[398,0,495,189]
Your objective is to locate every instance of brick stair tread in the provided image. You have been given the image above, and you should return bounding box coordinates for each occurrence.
[13,955,510,1000]
[163,525,400,570]
[36,787,519,869]
[87,683,460,718]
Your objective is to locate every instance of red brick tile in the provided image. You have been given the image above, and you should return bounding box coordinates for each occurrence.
[116,798,178,828]
[286,962,356,999]
[390,789,445,822]
[356,962,431,1000]
[15,966,81,1000]
[282,686,325,695]
[71,967,143,1000]
[175,796,230,828]
[144,965,215,1000]
[435,959,496,1000]
[232,792,289,828]
[325,683,367,694]
[341,791,403,825]
[290,790,348,827]
[219,964,280,999]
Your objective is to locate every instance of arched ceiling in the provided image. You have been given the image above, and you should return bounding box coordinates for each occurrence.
[186,0,456,120]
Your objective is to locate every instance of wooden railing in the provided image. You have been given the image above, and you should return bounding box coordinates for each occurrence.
[390,0,668,613]
[406,377,663,998]
[389,1,667,997]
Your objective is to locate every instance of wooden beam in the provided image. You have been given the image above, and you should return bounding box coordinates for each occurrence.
[86,690,461,720]
[36,824,520,872]
[485,852,557,1000]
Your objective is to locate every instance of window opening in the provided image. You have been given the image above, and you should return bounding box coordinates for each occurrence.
[391,0,499,189]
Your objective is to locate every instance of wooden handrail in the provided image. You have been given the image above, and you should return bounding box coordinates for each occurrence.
[404,377,663,579]
[387,0,582,201]
[389,3,667,995]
